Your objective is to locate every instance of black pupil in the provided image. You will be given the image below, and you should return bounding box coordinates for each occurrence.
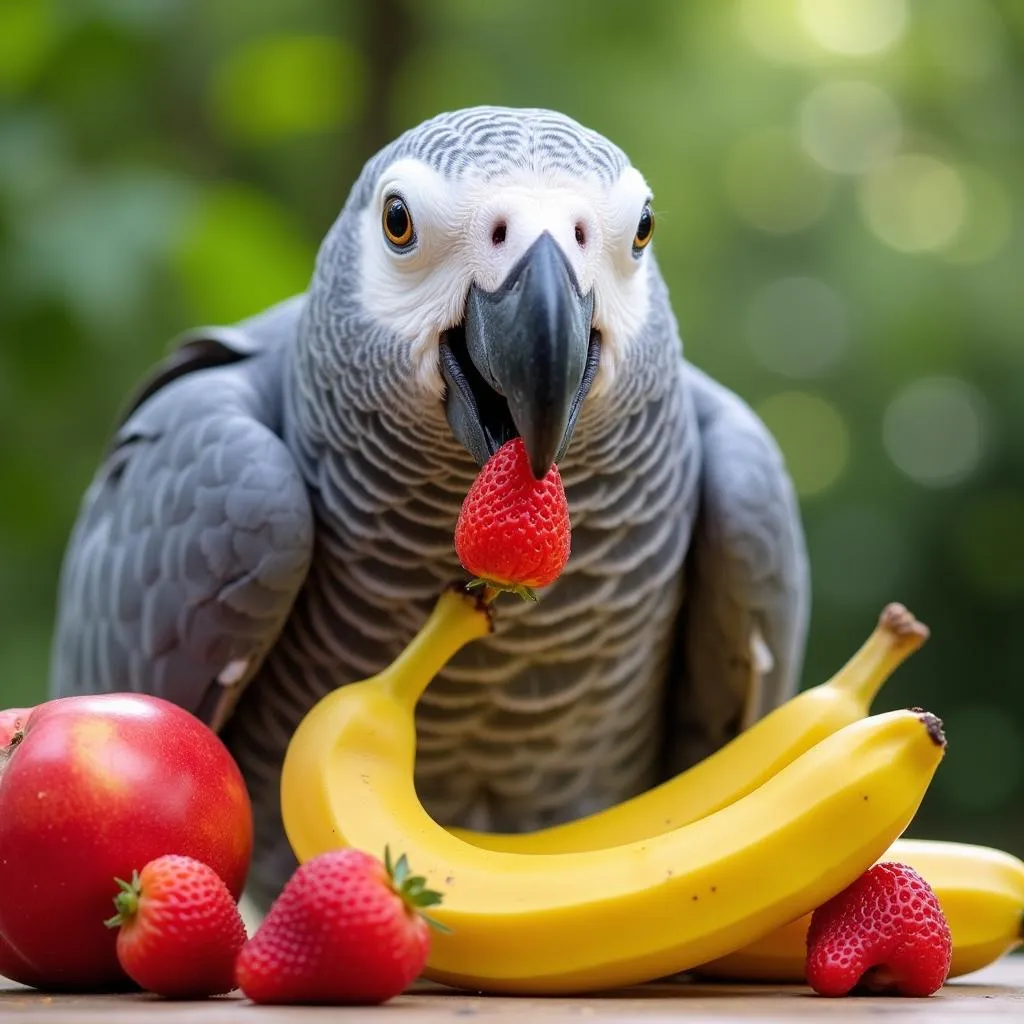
[386,200,409,242]
[636,208,651,242]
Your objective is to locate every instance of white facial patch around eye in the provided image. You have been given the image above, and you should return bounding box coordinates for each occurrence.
[357,159,473,395]
[586,165,654,397]
[356,159,655,399]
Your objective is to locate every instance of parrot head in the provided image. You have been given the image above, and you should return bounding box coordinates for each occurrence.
[304,107,663,480]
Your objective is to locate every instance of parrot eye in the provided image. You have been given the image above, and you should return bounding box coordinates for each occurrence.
[633,203,655,255]
[382,195,415,249]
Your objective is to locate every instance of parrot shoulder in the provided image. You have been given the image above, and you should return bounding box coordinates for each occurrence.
[48,295,315,733]
[661,362,810,776]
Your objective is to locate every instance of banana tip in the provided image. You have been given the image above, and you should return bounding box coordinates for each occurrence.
[447,579,497,632]
[879,603,930,643]
[910,707,946,748]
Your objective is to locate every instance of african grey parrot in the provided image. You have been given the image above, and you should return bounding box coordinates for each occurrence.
[48,107,809,912]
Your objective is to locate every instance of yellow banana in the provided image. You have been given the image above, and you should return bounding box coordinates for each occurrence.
[696,839,1024,982]
[452,602,928,854]
[281,584,946,995]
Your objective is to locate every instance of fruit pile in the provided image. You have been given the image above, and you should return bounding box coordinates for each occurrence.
[0,696,252,992]
[280,438,1024,997]
[0,695,445,1003]
[0,435,1021,1003]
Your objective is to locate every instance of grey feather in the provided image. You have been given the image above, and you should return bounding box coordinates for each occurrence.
[662,364,810,775]
[49,301,315,730]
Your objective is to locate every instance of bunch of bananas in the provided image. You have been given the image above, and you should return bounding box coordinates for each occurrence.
[280,584,1023,994]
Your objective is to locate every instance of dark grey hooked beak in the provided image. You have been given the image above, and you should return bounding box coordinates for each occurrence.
[440,231,599,480]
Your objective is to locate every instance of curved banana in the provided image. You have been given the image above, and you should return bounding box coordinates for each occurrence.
[281,584,946,995]
[696,839,1024,982]
[453,602,928,854]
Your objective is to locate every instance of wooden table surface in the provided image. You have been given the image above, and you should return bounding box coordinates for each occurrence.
[2,956,1021,1022]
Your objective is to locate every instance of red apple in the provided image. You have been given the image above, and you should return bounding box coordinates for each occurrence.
[0,932,46,989]
[0,693,253,989]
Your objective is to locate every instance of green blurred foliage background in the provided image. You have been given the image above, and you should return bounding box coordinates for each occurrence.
[1,0,1021,855]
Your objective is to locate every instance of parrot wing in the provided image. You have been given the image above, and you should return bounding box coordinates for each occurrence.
[48,296,315,732]
[662,362,811,775]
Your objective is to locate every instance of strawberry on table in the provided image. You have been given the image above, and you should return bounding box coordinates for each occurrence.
[236,847,445,1005]
[805,862,953,997]
[455,435,571,600]
[105,854,247,998]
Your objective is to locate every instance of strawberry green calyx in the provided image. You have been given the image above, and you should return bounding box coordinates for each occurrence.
[465,577,537,603]
[383,846,452,934]
[104,871,142,929]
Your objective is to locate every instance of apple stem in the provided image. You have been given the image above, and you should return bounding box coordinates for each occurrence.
[0,730,23,771]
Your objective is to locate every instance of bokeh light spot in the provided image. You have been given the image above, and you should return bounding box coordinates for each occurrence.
[882,377,989,488]
[746,276,849,378]
[172,184,316,324]
[941,165,1012,265]
[7,171,194,334]
[799,0,908,56]
[209,35,364,144]
[858,154,968,253]
[738,0,817,65]
[800,80,901,174]
[811,503,910,606]
[757,391,849,497]
[725,128,833,234]
[0,0,58,95]
[953,493,1024,598]
[936,705,1022,812]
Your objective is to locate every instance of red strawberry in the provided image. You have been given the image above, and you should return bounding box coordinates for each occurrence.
[236,847,445,1005]
[805,862,952,997]
[455,436,571,600]
[105,854,247,998]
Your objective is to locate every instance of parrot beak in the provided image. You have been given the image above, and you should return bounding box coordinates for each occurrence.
[441,231,599,479]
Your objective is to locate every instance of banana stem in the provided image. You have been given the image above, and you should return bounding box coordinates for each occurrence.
[828,603,930,706]
[383,584,494,709]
